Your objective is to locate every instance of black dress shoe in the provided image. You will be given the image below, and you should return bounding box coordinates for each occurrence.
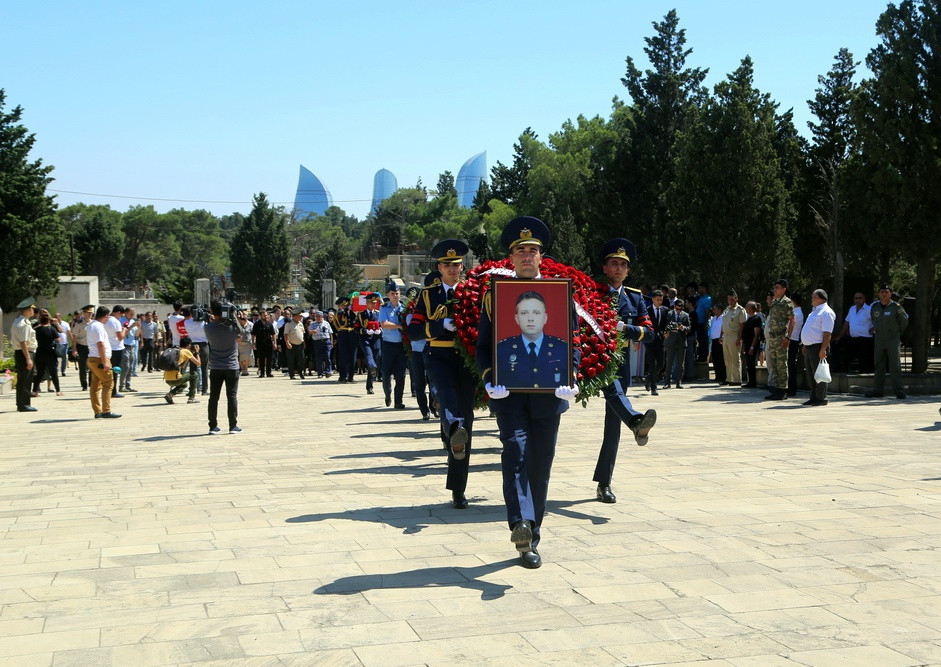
[628,409,657,446]
[366,388,375,394]
[650,389,659,396]
[17,406,38,412]
[96,412,122,419]
[451,491,468,509]
[421,412,430,421]
[866,391,884,398]
[596,484,616,504]
[510,520,533,552]
[394,404,406,409]
[896,392,907,400]
[675,384,684,389]
[802,399,819,406]
[385,394,391,407]
[519,548,542,569]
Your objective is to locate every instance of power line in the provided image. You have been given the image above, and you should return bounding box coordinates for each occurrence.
[48,189,375,205]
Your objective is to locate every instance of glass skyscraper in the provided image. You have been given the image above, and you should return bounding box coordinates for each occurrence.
[371,168,398,215]
[294,165,333,219]
[456,151,487,208]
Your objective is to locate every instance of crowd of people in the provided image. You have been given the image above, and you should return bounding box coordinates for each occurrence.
[7,215,922,569]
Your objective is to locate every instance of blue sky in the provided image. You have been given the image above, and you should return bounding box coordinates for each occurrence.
[4,1,889,220]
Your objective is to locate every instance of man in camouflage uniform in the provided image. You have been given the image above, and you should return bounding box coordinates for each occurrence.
[764,279,795,400]
[867,282,909,399]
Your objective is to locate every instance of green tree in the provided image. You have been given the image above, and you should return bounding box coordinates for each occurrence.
[805,48,860,316]
[490,128,537,207]
[0,90,67,311]
[435,171,457,199]
[229,193,289,304]
[855,0,941,372]
[669,57,794,296]
[302,233,363,306]
[67,204,125,283]
[620,9,708,273]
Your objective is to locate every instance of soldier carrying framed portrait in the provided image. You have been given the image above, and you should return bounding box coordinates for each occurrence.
[491,277,573,392]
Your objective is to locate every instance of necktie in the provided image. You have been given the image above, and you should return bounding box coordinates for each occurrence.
[528,342,537,363]
[446,288,454,301]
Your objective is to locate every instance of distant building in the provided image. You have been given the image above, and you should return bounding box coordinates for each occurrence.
[371,168,398,215]
[294,165,333,219]
[456,151,487,208]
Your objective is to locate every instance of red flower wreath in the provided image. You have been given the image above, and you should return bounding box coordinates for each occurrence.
[452,257,626,407]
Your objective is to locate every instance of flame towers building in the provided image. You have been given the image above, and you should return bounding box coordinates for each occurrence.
[456,151,487,208]
[294,165,333,219]
[371,168,398,215]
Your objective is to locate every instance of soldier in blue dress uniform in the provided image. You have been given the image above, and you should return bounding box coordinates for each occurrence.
[357,293,382,395]
[593,238,657,505]
[477,216,581,569]
[407,240,475,509]
[495,290,569,389]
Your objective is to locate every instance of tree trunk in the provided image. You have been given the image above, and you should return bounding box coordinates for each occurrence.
[912,255,936,374]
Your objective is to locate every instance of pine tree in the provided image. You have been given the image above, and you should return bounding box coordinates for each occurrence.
[0,90,67,311]
[229,193,290,304]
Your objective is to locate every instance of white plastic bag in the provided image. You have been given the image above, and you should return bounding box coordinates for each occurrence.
[814,358,832,384]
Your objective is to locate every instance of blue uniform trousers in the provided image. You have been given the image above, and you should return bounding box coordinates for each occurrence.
[381,340,407,404]
[361,337,381,390]
[426,349,475,493]
[594,364,642,486]
[336,331,357,381]
[409,347,431,416]
[494,394,563,547]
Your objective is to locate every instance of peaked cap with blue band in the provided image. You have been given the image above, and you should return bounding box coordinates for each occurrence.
[501,216,551,254]
[601,237,637,265]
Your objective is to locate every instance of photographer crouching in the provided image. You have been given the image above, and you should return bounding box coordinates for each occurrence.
[204,300,244,434]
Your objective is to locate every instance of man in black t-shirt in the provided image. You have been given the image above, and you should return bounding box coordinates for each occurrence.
[251,311,276,378]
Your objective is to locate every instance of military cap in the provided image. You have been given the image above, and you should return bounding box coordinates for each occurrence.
[430,239,469,265]
[385,279,400,293]
[405,286,421,300]
[423,270,442,288]
[335,296,350,306]
[81,304,95,313]
[501,216,551,253]
[16,298,36,310]
[601,238,637,265]
[879,282,892,292]
[728,289,738,297]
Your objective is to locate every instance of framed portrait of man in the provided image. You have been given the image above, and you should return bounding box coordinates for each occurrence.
[492,278,573,392]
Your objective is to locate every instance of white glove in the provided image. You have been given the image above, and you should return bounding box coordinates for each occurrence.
[616,320,626,332]
[554,385,580,400]
[485,382,509,400]
[369,328,379,336]
[443,318,456,332]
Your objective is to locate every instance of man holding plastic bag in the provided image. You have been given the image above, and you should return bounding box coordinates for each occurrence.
[800,289,836,406]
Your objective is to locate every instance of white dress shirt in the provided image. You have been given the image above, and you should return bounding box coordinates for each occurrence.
[800,303,836,345]
[845,304,873,338]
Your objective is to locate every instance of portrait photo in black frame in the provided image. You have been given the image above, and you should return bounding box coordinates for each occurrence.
[491,278,573,392]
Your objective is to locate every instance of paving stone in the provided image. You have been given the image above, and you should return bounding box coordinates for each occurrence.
[1,374,940,662]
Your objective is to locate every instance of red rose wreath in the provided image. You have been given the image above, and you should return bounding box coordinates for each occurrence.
[452,257,626,407]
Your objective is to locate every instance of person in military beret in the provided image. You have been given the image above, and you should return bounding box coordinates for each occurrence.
[592,238,657,506]
[10,299,38,412]
[476,216,581,569]
[867,283,910,399]
[407,240,475,509]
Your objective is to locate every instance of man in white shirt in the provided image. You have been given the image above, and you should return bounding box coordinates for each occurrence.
[168,301,186,347]
[835,292,874,373]
[708,303,726,384]
[183,306,210,395]
[87,306,121,419]
[106,305,127,399]
[799,289,837,407]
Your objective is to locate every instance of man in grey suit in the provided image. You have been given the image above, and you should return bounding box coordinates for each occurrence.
[662,299,691,389]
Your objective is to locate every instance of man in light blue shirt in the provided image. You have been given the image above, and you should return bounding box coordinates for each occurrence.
[378,281,408,408]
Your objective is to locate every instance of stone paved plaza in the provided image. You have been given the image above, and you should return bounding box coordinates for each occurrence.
[1,370,940,666]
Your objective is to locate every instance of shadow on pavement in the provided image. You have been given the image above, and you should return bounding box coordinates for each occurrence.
[314,560,518,599]
[30,418,90,423]
[330,447,503,462]
[134,433,212,441]
[323,461,502,478]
